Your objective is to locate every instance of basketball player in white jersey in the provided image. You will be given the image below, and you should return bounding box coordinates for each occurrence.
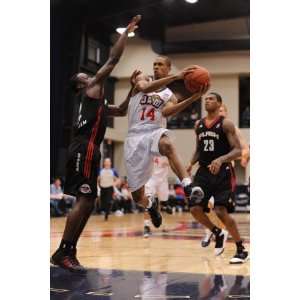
[143,156,170,237]
[124,68,208,228]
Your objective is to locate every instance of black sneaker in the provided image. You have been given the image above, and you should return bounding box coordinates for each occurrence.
[183,184,193,198]
[166,205,173,215]
[51,248,87,274]
[147,198,162,228]
[230,250,249,264]
[214,229,228,256]
[188,186,205,206]
[143,226,151,238]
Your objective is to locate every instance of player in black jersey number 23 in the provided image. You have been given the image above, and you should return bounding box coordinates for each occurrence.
[187,92,249,264]
[51,15,142,273]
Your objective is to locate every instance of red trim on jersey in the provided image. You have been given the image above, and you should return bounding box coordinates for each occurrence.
[83,105,103,178]
[204,116,221,129]
[229,163,236,192]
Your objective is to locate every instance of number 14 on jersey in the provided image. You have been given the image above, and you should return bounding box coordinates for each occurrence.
[140,107,155,121]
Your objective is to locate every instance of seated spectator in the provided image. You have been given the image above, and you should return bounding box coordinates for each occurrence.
[50,177,76,217]
[167,115,179,129]
[181,113,190,128]
[50,178,64,216]
[190,109,199,122]
[174,184,186,212]
[112,178,125,215]
[122,181,135,213]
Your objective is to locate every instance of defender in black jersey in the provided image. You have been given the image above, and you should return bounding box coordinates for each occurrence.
[51,15,143,273]
[187,92,249,264]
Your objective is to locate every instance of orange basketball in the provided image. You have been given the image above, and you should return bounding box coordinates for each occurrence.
[184,66,211,93]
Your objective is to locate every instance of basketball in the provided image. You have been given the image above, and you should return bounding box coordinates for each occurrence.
[184,65,211,93]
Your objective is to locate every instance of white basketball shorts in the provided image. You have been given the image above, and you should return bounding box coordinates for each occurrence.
[124,128,171,192]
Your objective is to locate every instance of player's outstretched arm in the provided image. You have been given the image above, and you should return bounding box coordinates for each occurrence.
[135,74,179,94]
[134,66,198,94]
[90,15,141,85]
[161,84,208,117]
[107,88,133,117]
[107,70,140,116]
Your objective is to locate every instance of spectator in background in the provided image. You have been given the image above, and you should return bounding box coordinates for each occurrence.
[174,184,186,212]
[50,178,76,216]
[167,184,176,211]
[98,158,119,221]
[190,109,199,123]
[50,178,65,216]
[112,178,125,216]
[50,177,76,216]
[121,180,134,213]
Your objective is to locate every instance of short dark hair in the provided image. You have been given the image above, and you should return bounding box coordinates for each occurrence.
[69,73,79,93]
[53,177,61,183]
[157,55,171,67]
[209,92,222,103]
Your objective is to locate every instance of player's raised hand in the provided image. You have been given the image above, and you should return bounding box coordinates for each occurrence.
[126,15,142,33]
[189,83,210,100]
[130,69,142,87]
[199,82,210,95]
[175,66,198,80]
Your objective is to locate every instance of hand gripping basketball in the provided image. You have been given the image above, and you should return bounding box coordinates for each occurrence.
[184,65,211,93]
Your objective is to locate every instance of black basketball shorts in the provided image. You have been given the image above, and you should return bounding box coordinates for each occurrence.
[191,163,236,213]
[64,142,101,199]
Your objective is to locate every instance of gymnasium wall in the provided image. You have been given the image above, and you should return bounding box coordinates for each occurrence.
[107,38,250,184]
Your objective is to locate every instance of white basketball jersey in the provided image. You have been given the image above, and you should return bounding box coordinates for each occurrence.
[127,88,173,135]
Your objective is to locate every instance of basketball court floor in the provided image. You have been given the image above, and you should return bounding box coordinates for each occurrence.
[50,212,250,299]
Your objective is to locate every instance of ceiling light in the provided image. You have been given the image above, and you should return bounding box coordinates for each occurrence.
[116,27,135,37]
[185,0,198,3]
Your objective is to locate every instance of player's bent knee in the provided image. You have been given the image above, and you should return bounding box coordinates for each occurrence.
[214,206,227,218]
[190,205,203,215]
[159,138,174,156]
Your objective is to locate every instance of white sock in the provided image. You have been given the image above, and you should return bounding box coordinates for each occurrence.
[181,177,192,187]
[146,195,153,209]
[144,220,151,227]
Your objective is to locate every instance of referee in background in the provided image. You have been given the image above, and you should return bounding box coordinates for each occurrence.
[98,158,119,220]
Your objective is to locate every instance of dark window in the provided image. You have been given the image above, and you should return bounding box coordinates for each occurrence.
[104,77,117,129]
[167,101,201,129]
[239,75,250,128]
[87,37,101,64]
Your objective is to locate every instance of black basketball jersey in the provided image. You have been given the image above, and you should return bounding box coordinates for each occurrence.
[195,116,231,166]
[73,92,108,148]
